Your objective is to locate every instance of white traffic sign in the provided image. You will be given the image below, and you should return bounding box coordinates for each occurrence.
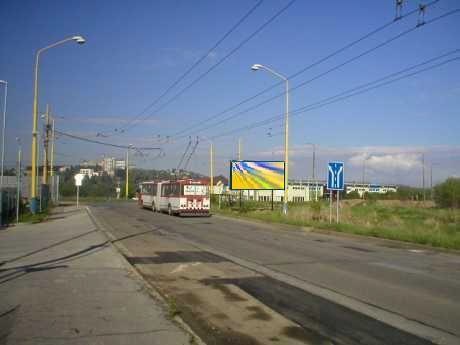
[74,173,84,187]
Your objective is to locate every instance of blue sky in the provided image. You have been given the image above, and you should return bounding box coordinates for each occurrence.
[0,0,459,186]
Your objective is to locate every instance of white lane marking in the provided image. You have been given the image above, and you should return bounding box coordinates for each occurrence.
[171,262,201,274]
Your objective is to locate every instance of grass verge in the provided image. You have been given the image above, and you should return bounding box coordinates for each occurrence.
[213,201,460,250]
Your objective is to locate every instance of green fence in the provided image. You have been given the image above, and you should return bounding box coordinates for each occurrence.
[0,188,17,226]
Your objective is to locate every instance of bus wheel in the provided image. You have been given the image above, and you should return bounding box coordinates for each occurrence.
[168,205,172,216]
[152,202,156,212]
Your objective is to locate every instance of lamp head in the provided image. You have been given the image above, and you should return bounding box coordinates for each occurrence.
[72,35,86,45]
[0,80,7,85]
[251,64,262,71]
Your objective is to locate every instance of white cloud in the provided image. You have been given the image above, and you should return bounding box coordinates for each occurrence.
[348,153,421,171]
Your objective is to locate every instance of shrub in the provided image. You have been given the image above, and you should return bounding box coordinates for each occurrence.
[434,178,460,208]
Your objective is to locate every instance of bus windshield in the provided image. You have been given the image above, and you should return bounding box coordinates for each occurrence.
[182,185,207,196]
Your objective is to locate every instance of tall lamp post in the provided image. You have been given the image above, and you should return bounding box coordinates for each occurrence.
[251,64,289,214]
[430,162,439,201]
[0,80,7,191]
[125,144,133,200]
[306,142,317,201]
[16,138,22,224]
[199,137,214,208]
[30,35,86,213]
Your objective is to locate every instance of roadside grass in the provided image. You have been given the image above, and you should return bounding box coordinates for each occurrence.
[167,296,181,319]
[19,209,50,224]
[60,196,128,204]
[213,200,460,250]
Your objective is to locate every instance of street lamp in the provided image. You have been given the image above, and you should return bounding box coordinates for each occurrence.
[30,35,86,213]
[126,144,133,200]
[199,136,214,206]
[251,64,289,214]
[16,137,21,224]
[0,80,7,192]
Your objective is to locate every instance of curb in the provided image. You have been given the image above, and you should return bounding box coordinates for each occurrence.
[85,206,205,345]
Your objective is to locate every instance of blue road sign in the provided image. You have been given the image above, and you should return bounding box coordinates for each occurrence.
[327,162,344,190]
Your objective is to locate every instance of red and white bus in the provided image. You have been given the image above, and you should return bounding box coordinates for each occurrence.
[139,179,210,216]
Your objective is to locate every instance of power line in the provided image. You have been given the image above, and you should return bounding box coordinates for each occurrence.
[113,0,265,135]
[171,0,441,138]
[177,5,457,139]
[210,51,460,139]
[55,130,162,150]
[120,0,297,133]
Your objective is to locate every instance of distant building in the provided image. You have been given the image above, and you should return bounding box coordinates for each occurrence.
[346,183,397,197]
[115,159,126,171]
[100,157,115,176]
[214,180,324,203]
[79,168,96,178]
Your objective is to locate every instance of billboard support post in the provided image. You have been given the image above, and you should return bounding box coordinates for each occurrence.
[271,190,274,211]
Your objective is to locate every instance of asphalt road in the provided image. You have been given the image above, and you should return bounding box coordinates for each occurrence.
[90,202,460,344]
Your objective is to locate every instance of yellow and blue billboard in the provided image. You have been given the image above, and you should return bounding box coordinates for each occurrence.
[230,160,285,190]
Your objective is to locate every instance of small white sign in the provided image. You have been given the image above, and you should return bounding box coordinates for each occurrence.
[74,173,85,187]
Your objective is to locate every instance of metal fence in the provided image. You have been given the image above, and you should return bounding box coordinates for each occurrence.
[0,175,60,226]
[0,188,18,226]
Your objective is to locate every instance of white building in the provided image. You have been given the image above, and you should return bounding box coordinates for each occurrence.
[100,157,116,176]
[221,181,324,203]
[79,168,95,178]
[115,159,126,171]
[346,183,397,197]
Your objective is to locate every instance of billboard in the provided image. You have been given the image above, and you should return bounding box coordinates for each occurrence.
[230,160,285,190]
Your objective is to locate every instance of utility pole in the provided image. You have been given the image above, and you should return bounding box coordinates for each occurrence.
[238,138,242,161]
[125,145,131,200]
[50,117,55,177]
[16,139,21,224]
[238,138,242,206]
[210,142,214,199]
[422,153,426,202]
[43,104,51,184]
[430,162,433,200]
[312,145,317,201]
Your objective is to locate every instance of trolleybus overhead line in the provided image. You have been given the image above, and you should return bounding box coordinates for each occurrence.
[110,0,264,137]
[97,0,269,138]
[55,130,162,151]
[182,137,200,173]
[208,49,460,140]
[175,137,193,174]
[115,0,297,135]
[175,3,454,140]
[171,0,441,139]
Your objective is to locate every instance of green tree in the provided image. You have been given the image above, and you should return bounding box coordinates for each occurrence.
[434,178,460,208]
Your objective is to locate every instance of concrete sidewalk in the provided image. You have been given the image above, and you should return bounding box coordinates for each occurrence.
[0,206,192,345]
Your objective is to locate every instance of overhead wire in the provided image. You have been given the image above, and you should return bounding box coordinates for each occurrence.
[119,0,297,133]
[209,49,460,139]
[111,0,265,135]
[176,4,457,139]
[55,130,162,150]
[171,0,441,138]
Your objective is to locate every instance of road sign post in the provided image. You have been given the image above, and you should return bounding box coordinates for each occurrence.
[327,162,344,224]
[74,173,84,209]
[329,190,333,224]
[337,190,340,224]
